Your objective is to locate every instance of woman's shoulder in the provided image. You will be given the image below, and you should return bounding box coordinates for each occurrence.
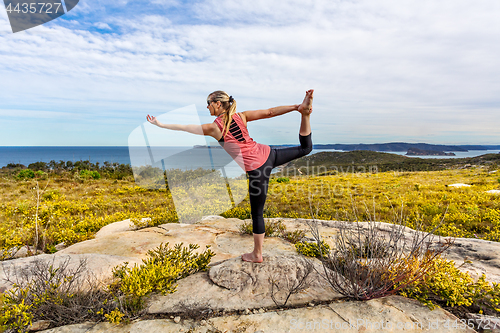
[236,112,247,127]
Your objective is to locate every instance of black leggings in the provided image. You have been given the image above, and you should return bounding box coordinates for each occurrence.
[246,133,312,234]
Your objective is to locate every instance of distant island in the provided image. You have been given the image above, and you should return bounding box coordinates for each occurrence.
[406,148,456,156]
[194,145,223,149]
[270,142,500,152]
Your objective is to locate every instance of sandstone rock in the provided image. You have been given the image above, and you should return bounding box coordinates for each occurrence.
[10,246,43,259]
[28,320,51,331]
[466,313,500,332]
[147,254,341,315]
[306,217,500,284]
[94,218,136,238]
[486,190,500,194]
[212,232,296,261]
[0,253,142,293]
[209,295,472,333]
[54,242,66,251]
[4,215,495,333]
[442,237,500,283]
[58,226,172,259]
[40,320,180,333]
[43,295,475,333]
[39,322,96,333]
[200,215,226,221]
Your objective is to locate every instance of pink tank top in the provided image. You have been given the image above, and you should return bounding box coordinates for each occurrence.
[214,113,271,171]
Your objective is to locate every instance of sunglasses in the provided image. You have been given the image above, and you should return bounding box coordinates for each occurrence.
[207,100,212,106]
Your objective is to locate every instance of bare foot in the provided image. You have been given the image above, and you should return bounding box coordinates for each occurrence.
[241,252,263,263]
[298,89,314,115]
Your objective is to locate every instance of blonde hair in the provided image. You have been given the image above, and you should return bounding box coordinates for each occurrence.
[208,90,237,138]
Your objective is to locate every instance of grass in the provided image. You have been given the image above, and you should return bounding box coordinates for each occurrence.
[259,167,500,240]
[0,158,499,258]
[0,174,177,259]
[1,157,499,331]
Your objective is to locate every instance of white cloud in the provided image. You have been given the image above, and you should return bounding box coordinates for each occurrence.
[94,22,111,30]
[0,0,499,145]
[0,109,81,118]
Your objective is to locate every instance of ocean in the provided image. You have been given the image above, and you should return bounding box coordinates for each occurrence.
[1,146,498,170]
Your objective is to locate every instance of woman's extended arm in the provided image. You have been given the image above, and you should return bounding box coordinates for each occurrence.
[269,104,300,117]
[243,104,300,122]
[147,115,216,137]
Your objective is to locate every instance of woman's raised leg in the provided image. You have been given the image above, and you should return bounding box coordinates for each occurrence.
[273,90,314,167]
[298,89,313,136]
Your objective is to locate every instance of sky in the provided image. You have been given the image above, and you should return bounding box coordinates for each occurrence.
[1,0,500,146]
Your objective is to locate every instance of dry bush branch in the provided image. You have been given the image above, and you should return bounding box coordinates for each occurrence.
[268,257,314,307]
[1,256,116,329]
[306,193,454,301]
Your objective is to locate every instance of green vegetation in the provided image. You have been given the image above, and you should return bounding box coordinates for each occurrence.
[79,170,101,180]
[111,242,214,298]
[16,169,35,180]
[109,242,215,318]
[294,240,330,258]
[251,166,500,241]
[2,155,500,259]
[0,243,215,332]
[270,177,290,183]
[397,257,500,314]
[238,219,286,237]
[238,219,306,246]
[0,257,115,332]
[280,150,500,174]
[1,153,500,330]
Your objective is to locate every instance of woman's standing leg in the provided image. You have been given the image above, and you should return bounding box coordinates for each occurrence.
[243,156,274,263]
[242,90,313,263]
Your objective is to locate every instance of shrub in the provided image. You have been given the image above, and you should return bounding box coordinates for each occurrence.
[282,229,306,244]
[79,170,101,180]
[110,243,215,316]
[16,169,35,180]
[28,162,48,172]
[35,170,47,179]
[295,240,330,258]
[221,206,251,220]
[131,210,178,229]
[42,189,60,201]
[6,163,25,169]
[271,177,290,183]
[0,257,116,332]
[397,258,500,313]
[0,243,216,332]
[346,236,388,259]
[305,195,453,301]
[238,219,286,237]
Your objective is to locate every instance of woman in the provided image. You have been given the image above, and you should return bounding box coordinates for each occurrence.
[147,89,313,263]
